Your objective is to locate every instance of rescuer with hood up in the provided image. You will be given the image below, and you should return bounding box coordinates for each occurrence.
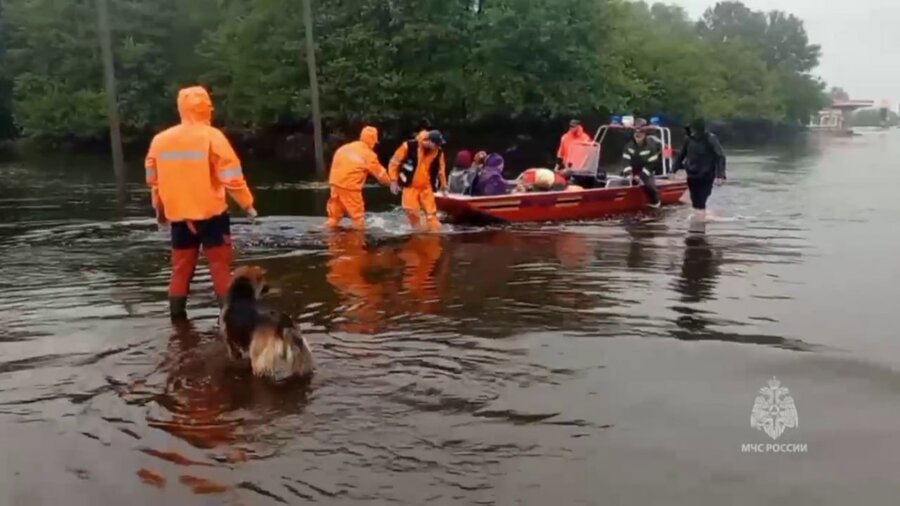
[145,86,257,322]
[325,125,391,229]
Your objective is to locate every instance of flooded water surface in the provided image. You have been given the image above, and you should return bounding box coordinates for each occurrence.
[1,131,899,505]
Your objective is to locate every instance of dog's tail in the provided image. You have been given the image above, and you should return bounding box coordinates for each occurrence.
[249,323,314,381]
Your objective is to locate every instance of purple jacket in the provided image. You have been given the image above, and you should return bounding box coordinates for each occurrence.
[473,154,508,196]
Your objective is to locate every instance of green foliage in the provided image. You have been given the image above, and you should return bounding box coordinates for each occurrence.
[696,1,826,124]
[0,0,831,143]
[829,87,849,101]
[851,108,899,128]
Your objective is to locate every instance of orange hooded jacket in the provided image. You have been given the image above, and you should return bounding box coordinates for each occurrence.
[557,125,592,167]
[145,86,254,222]
[329,126,390,190]
[388,131,447,190]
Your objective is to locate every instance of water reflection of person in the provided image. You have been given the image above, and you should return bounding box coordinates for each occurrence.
[324,232,448,332]
[624,223,665,270]
[675,225,722,303]
[325,230,397,334]
[397,234,446,314]
[671,224,723,335]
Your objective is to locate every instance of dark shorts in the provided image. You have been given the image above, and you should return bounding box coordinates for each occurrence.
[687,175,715,210]
[170,212,232,250]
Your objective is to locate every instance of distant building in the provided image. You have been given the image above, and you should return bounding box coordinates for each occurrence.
[809,99,874,133]
[809,109,843,130]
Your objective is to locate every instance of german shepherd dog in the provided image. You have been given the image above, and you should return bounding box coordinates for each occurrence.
[219,266,314,381]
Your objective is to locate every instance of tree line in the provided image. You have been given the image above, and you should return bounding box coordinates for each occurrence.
[0,0,828,149]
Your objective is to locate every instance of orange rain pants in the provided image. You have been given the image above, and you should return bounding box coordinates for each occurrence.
[401,187,440,232]
[326,187,367,229]
[399,234,444,312]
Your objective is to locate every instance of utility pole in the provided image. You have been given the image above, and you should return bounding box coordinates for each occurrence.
[96,0,127,210]
[302,0,326,176]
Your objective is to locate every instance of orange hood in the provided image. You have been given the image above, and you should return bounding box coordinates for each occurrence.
[177,86,213,125]
[360,126,378,149]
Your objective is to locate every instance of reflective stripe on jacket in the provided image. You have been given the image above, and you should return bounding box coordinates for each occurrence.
[145,86,254,222]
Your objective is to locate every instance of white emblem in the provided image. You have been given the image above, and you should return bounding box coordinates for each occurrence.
[750,377,798,440]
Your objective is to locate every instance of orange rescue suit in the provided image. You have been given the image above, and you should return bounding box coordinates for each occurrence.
[326,126,390,229]
[145,87,254,222]
[145,86,255,311]
[389,132,447,232]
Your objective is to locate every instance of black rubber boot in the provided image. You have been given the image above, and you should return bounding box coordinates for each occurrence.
[169,296,188,323]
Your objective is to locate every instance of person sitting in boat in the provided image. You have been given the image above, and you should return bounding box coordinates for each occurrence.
[447,150,477,195]
[473,151,487,170]
[621,121,662,208]
[471,153,509,196]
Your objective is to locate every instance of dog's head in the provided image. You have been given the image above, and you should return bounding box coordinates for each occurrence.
[231,265,270,299]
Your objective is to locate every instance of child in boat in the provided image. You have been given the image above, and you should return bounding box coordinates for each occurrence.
[447,150,477,195]
[472,153,509,196]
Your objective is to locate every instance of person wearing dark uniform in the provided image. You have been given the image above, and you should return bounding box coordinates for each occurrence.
[622,124,662,208]
[674,118,727,221]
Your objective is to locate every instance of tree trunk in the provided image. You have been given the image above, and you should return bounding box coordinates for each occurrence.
[95,0,126,210]
[302,0,326,176]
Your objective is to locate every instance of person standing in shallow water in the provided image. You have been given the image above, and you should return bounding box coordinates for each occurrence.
[145,86,258,322]
[325,125,391,229]
[389,130,448,232]
[673,118,727,221]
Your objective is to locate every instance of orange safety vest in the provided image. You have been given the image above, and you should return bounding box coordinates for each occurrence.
[389,132,447,190]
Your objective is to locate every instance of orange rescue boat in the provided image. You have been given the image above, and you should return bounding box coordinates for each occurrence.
[437,121,688,224]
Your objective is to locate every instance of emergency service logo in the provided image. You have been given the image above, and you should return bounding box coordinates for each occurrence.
[741,377,807,454]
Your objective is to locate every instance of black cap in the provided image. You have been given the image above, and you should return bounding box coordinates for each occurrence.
[427,130,446,146]
[569,119,581,127]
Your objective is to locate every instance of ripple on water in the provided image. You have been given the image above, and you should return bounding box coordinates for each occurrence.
[4,144,895,503]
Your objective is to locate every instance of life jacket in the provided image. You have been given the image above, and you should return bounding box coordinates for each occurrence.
[398,139,443,190]
[519,168,568,190]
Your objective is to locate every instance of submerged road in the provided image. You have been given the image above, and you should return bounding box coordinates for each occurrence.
[0,129,898,505]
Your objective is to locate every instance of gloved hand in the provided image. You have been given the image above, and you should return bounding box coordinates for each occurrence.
[246,207,258,221]
[390,182,400,195]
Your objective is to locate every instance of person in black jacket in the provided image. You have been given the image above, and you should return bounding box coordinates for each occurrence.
[673,118,727,221]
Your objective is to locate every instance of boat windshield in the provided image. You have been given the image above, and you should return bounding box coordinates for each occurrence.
[593,125,674,176]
